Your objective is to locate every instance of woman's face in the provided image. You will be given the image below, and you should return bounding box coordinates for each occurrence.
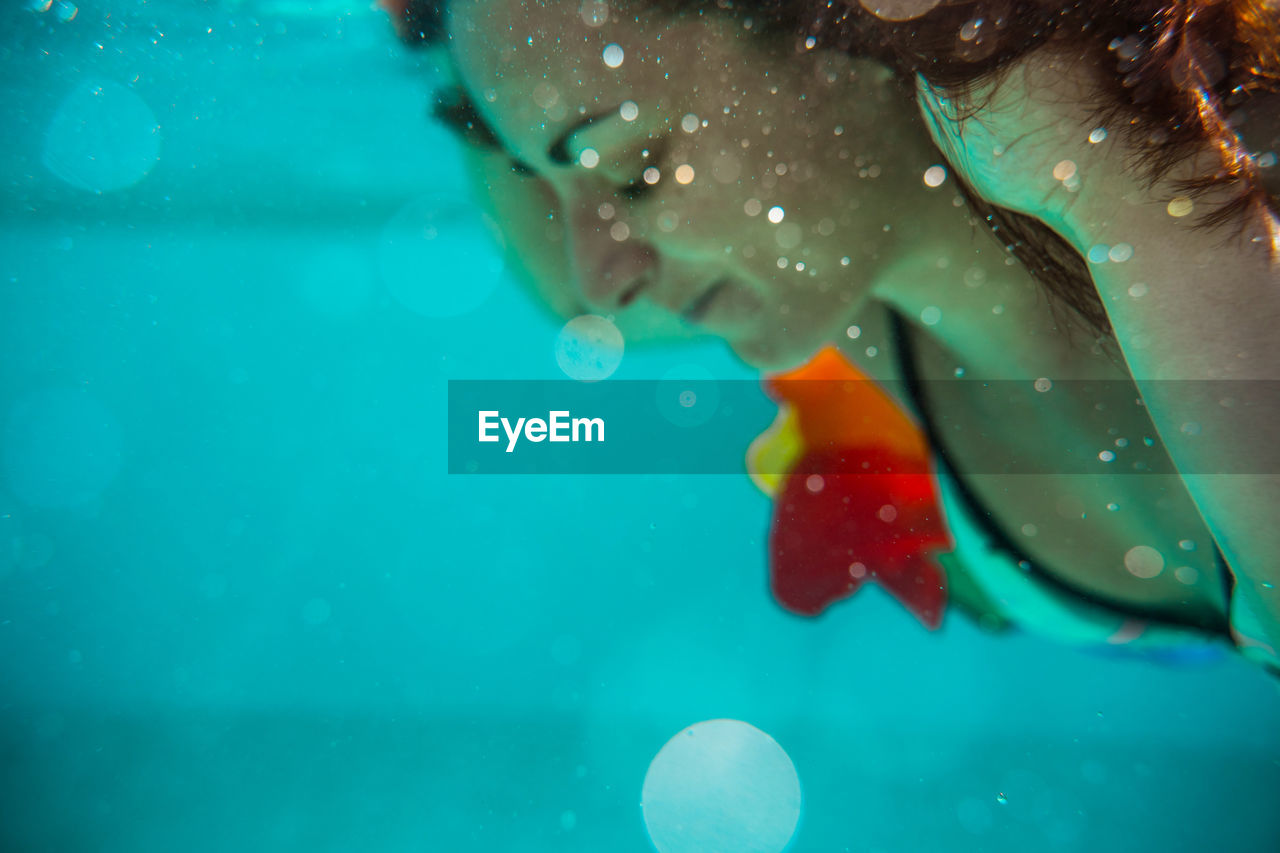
[444,0,932,368]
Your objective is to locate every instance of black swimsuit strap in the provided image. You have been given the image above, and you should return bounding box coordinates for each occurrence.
[886,310,1233,638]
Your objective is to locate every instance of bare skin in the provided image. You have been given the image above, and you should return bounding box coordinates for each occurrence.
[438,0,1254,645]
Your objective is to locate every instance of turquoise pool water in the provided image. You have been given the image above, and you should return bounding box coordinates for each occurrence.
[2,3,1278,851]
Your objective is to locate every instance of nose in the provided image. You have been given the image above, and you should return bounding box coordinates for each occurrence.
[564,200,659,311]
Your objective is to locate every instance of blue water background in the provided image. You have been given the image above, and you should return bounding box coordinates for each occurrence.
[2,3,1278,851]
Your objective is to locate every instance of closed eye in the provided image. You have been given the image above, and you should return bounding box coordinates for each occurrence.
[430,85,537,178]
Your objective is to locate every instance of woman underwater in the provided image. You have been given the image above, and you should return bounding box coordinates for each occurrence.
[382,0,1280,674]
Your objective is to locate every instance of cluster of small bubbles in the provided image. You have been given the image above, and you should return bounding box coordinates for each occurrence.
[744,198,762,216]
[641,720,801,853]
[920,306,942,326]
[1087,244,1110,264]
[1167,196,1194,217]
[923,165,947,187]
[620,101,639,121]
[1175,565,1200,584]
[1034,377,1053,392]
[643,166,661,185]
[610,222,630,241]
[602,44,625,68]
[1127,282,1149,298]
[865,345,879,357]
[579,148,600,168]
[674,164,695,185]
[1108,243,1134,262]
[846,325,861,339]
[555,315,625,381]
[580,0,609,26]
[1088,127,1108,144]
[598,202,615,220]
[767,206,786,224]
[1099,450,1116,462]
[806,474,824,493]
[680,113,699,133]
[1021,523,1038,537]
[1124,545,1165,579]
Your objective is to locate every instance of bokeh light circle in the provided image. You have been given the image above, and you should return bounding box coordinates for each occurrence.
[3,387,122,508]
[378,195,505,318]
[555,315,624,381]
[42,79,161,193]
[641,719,802,853]
[656,364,720,428]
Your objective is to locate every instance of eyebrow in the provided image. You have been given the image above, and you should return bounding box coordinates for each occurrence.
[547,109,619,166]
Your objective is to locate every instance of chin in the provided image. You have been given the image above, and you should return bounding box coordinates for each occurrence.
[729,333,824,373]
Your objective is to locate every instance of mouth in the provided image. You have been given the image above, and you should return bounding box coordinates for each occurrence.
[680,279,730,324]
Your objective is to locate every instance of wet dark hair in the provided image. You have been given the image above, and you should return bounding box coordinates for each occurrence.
[381,0,1280,337]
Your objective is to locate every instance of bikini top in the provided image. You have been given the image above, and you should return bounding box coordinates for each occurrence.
[885,309,1239,650]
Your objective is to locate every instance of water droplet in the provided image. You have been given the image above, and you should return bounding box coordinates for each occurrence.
[767,206,785,224]
[923,165,947,187]
[1124,545,1165,579]
[555,315,625,381]
[1088,127,1108,144]
[1034,377,1052,392]
[43,79,161,193]
[920,305,942,325]
[1098,450,1115,462]
[642,720,801,853]
[602,43,625,68]
[1108,243,1134,263]
[846,325,861,339]
[620,101,639,121]
[1167,196,1194,217]
[681,113,699,133]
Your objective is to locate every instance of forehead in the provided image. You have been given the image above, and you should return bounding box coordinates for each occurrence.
[445,0,740,136]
